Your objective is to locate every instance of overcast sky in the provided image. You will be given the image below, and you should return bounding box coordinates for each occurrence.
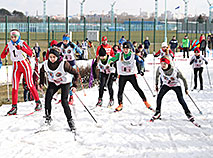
[1,0,211,16]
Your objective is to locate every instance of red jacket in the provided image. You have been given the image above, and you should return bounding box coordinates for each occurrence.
[155,48,175,58]
[1,41,33,59]
[96,44,115,58]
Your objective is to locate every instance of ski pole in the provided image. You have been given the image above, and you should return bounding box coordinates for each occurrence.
[206,65,212,88]
[153,55,156,93]
[74,92,97,123]
[190,67,193,90]
[5,56,10,102]
[76,66,86,96]
[188,94,202,115]
[143,76,156,97]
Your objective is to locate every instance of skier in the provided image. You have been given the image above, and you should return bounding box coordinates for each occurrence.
[95,46,115,108]
[39,47,79,130]
[92,36,115,80]
[135,44,147,74]
[45,40,58,60]
[108,42,154,112]
[151,56,197,124]
[154,42,175,60]
[1,29,42,115]
[190,47,208,90]
[82,38,89,60]
[33,42,41,60]
[57,33,82,105]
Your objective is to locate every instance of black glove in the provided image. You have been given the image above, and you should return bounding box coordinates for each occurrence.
[190,59,195,65]
[205,61,208,65]
[140,71,144,76]
[155,85,159,92]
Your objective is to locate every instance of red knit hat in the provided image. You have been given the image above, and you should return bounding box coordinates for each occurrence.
[160,56,170,65]
[102,36,107,41]
[194,47,200,53]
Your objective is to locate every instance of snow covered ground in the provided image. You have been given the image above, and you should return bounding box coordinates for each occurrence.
[0,52,213,158]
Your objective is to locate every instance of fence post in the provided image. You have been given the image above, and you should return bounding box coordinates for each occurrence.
[84,17,86,40]
[176,19,178,41]
[128,18,131,40]
[141,18,144,44]
[186,19,189,36]
[153,18,156,52]
[5,16,8,45]
[205,20,207,39]
[52,30,54,40]
[114,18,117,45]
[196,21,198,39]
[66,16,68,33]
[27,16,30,45]
[48,17,50,47]
[99,17,102,44]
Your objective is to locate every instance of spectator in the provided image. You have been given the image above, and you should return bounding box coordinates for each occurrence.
[200,35,207,57]
[143,37,150,54]
[169,36,178,54]
[33,42,41,60]
[182,35,190,58]
[207,33,211,49]
[118,36,126,45]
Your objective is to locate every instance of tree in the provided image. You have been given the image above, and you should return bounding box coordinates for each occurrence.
[0,8,12,16]
[197,15,204,23]
[12,10,25,17]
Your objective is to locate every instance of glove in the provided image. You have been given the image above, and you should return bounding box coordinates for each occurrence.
[71,87,77,93]
[140,71,144,76]
[155,85,159,92]
[185,89,189,95]
[190,59,195,65]
[205,61,208,65]
[112,74,117,81]
[0,61,2,69]
[16,44,22,50]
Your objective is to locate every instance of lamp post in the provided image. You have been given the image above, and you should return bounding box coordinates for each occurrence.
[164,0,167,43]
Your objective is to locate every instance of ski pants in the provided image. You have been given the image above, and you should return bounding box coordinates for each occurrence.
[45,82,72,120]
[183,48,189,58]
[156,85,191,115]
[118,75,146,104]
[99,72,114,100]
[194,67,203,89]
[12,60,39,105]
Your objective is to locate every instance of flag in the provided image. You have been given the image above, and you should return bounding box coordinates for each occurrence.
[175,6,180,10]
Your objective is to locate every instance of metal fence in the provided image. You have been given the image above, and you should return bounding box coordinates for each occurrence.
[0,16,213,51]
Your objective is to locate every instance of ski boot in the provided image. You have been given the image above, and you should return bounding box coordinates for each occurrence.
[144,101,155,112]
[44,115,52,125]
[150,111,161,122]
[186,112,195,122]
[96,98,103,107]
[7,104,17,115]
[67,118,76,131]
[35,100,42,111]
[69,95,74,105]
[114,104,123,112]
[107,99,114,108]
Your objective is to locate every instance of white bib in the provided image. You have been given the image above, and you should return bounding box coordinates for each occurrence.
[98,57,115,74]
[44,60,73,86]
[8,40,27,62]
[159,67,180,87]
[60,44,75,61]
[117,52,136,76]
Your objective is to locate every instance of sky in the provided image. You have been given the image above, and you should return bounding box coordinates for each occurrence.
[0,0,211,17]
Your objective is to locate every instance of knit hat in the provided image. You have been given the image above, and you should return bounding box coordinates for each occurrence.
[161,42,168,48]
[49,47,61,57]
[160,56,170,65]
[99,46,106,56]
[50,40,58,47]
[102,36,107,41]
[194,47,200,53]
[123,42,130,49]
[138,44,143,49]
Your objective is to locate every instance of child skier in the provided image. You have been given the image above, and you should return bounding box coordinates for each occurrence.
[39,47,79,130]
[1,29,42,115]
[57,34,82,105]
[151,56,197,124]
[95,46,115,107]
[154,42,175,60]
[190,47,208,90]
[108,42,154,112]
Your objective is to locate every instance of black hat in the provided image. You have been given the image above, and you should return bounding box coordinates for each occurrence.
[49,47,61,57]
[99,46,106,57]
[123,42,130,49]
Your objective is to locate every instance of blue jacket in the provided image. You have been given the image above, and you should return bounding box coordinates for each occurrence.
[119,38,126,45]
[57,42,82,55]
[143,40,150,49]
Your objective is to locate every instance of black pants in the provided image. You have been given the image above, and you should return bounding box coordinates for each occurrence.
[99,72,114,100]
[194,67,203,89]
[156,85,191,115]
[183,47,189,58]
[45,82,72,120]
[118,75,146,104]
[136,62,141,74]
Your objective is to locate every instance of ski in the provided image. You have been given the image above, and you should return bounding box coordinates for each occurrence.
[190,120,201,128]
[34,124,51,134]
[71,129,77,141]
